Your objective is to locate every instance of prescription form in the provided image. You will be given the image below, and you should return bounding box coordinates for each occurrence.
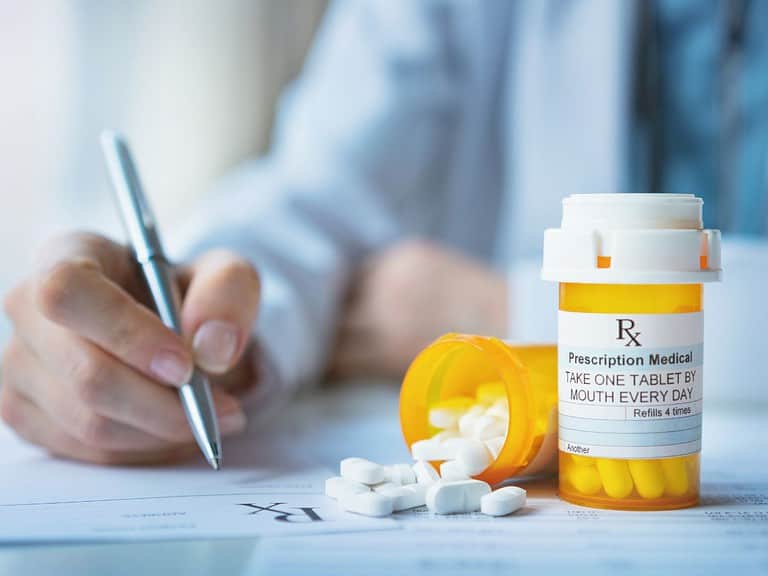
[0,381,765,575]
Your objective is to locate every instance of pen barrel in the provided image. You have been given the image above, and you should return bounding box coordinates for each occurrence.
[141,258,183,334]
[142,257,222,465]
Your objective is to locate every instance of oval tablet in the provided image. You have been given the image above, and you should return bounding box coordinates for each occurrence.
[325,476,370,500]
[340,457,386,485]
[455,439,492,476]
[439,460,470,481]
[425,479,491,514]
[385,463,417,485]
[412,460,440,485]
[480,486,526,516]
[379,484,427,511]
[410,439,459,461]
[339,491,394,518]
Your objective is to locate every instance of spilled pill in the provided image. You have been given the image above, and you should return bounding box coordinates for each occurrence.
[426,479,491,514]
[412,460,440,485]
[439,460,470,481]
[410,438,458,461]
[379,483,427,511]
[372,481,401,493]
[340,457,386,485]
[340,491,394,518]
[384,463,417,485]
[455,439,492,476]
[325,476,370,500]
[480,486,526,516]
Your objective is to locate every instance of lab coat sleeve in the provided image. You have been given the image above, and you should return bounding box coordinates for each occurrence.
[168,0,460,398]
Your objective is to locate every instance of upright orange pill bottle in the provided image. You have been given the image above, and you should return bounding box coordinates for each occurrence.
[542,194,721,510]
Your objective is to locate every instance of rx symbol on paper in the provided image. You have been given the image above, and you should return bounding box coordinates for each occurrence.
[616,318,642,347]
[238,502,323,523]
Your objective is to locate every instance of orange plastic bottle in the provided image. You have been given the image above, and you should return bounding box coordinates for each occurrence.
[400,334,558,485]
[542,194,721,510]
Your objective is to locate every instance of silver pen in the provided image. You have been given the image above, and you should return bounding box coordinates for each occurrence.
[100,130,222,470]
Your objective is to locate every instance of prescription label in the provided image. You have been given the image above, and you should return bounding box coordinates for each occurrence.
[557,311,703,459]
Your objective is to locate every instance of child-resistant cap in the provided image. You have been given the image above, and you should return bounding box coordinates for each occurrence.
[542,194,722,284]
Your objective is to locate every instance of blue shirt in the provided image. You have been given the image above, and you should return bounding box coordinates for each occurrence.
[651,0,768,233]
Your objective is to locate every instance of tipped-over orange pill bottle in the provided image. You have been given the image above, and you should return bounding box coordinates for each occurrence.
[400,334,558,485]
[542,194,721,510]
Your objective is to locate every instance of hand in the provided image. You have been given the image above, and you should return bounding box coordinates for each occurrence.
[329,239,508,380]
[0,232,261,465]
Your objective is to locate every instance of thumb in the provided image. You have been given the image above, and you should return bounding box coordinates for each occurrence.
[179,250,261,374]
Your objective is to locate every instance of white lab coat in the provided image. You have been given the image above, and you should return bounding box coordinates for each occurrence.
[171,0,767,405]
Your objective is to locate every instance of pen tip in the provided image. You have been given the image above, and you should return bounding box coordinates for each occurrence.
[205,442,221,471]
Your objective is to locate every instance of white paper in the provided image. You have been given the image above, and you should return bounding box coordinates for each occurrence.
[0,381,765,576]
[257,471,768,575]
[0,398,401,541]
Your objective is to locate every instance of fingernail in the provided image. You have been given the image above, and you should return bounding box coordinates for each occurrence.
[150,351,193,386]
[193,321,239,373]
[219,409,247,435]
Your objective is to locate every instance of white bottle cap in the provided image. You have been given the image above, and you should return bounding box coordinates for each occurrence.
[542,194,721,284]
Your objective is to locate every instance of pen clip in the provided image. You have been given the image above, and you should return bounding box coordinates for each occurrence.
[100,130,165,262]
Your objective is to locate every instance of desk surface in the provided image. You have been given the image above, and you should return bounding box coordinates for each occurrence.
[0,381,766,576]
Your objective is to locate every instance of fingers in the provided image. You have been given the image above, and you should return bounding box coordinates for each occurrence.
[33,232,142,296]
[1,234,255,467]
[1,337,246,457]
[2,337,186,451]
[4,305,246,444]
[0,385,197,466]
[179,251,261,374]
[32,258,193,387]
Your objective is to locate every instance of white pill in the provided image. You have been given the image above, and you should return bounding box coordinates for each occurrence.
[379,484,427,511]
[480,486,527,516]
[484,436,505,459]
[432,429,460,442]
[428,410,459,430]
[472,415,507,441]
[426,479,491,514]
[384,464,416,485]
[371,481,400,493]
[410,439,458,461]
[456,439,492,476]
[412,460,441,485]
[439,460,470,481]
[325,476,370,500]
[340,457,386,485]
[458,412,481,437]
[340,491,394,517]
[485,399,509,420]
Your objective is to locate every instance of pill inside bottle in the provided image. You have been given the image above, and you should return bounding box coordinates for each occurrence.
[400,335,558,485]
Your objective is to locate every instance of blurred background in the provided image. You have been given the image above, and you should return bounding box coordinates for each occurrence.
[0,1,764,406]
[0,0,327,347]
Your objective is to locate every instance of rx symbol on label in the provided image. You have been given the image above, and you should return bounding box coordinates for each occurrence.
[616,318,642,347]
[239,502,323,523]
